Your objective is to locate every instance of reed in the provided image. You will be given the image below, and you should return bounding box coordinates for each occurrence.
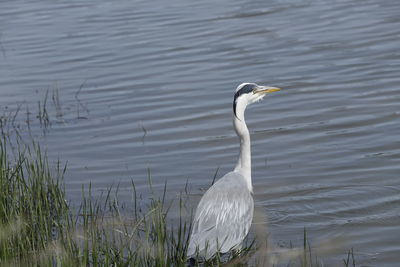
[0,134,209,266]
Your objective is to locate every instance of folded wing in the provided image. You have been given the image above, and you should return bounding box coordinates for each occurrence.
[187,171,254,259]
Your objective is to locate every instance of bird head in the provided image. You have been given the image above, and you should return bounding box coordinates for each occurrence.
[233,83,280,118]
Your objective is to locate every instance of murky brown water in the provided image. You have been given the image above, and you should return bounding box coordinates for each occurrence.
[1,0,400,265]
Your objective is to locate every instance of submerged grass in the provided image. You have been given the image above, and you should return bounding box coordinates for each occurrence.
[0,108,357,266]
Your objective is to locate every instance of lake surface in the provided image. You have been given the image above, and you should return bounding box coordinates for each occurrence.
[1,0,400,265]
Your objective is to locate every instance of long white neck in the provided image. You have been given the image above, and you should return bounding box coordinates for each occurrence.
[233,99,252,192]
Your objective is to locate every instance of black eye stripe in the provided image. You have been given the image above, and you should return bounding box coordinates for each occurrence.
[233,84,255,117]
[234,84,255,101]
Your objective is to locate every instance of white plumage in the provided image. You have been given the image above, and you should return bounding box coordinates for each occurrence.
[187,83,281,259]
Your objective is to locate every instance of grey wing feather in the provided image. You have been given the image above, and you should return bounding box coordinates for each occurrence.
[187,171,254,259]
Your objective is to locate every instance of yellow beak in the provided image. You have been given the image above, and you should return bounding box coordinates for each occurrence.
[254,86,281,94]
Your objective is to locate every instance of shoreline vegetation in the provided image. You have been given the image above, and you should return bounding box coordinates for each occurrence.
[0,96,356,266]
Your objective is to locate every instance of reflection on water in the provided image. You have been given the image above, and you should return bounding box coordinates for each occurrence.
[1,0,400,265]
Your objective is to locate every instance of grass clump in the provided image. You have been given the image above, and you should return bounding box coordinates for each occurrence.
[0,139,69,265]
[0,134,196,266]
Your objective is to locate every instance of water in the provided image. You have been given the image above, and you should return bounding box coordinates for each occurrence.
[1,0,400,265]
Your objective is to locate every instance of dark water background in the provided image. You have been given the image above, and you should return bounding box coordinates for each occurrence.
[1,0,400,265]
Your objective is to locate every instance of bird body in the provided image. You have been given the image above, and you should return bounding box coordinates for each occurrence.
[187,83,280,259]
[187,171,254,259]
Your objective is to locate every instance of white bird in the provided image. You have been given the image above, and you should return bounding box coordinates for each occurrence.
[187,83,281,259]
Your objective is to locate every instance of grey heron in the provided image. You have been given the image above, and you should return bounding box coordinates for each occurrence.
[187,83,281,259]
